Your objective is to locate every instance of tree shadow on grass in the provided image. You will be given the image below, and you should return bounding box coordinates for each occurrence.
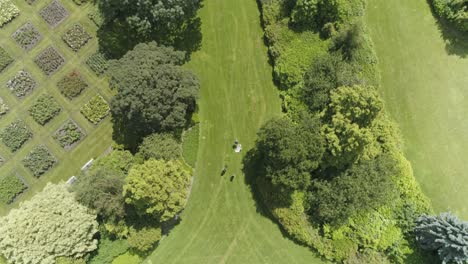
[426,0,468,58]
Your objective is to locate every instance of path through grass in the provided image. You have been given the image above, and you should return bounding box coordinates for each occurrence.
[366,0,468,219]
[145,0,325,263]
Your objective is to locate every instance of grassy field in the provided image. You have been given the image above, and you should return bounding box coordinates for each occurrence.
[366,0,468,219]
[0,0,113,215]
[145,0,325,263]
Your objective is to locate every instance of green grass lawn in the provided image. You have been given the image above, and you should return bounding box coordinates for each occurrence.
[0,0,113,215]
[366,0,468,219]
[145,0,325,263]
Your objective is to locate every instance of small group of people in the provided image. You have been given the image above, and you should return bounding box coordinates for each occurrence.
[221,165,235,181]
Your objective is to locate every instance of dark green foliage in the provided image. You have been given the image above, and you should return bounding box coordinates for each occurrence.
[28,94,61,125]
[0,120,32,152]
[109,42,199,150]
[34,46,65,76]
[135,133,181,163]
[182,124,199,167]
[62,24,92,52]
[89,238,128,264]
[22,145,56,177]
[80,95,110,124]
[57,70,88,99]
[74,167,127,222]
[0,47,13,73]
[6,70,37,98]
[0,174,26,204]
[415,212,468,264]
[53,120,85,150]
[431,0,468,32]
[127,226,162,253]
[301,53,359,111]
[255,115,324,192]
[12,22,42,50]
[91,149,134,174]
[40,0,69,27]
[308,153,398,224]
[88,8,103,27]
[86,52,108,76]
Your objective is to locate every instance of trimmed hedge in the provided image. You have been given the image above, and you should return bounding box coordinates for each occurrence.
[12,22,42,51]
[0,0,19,28]
[0,174,27,204]
[22,145,56,177]
[53,120,85,150]
[0,120,32,152]
[62,24,92,52]
[29,94,61,125]
[57,70,88,99]
[7,70,37,98]
[80,95,110,124]
[0,46,13,73]
[35,46,65,76]
[40,0,69,27]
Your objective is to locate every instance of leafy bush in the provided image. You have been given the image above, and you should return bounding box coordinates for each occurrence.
[135,133,181,163]
[57,70,88,99]
[12,22,42,50]
[53,120,85,150]
[431,0,468,32]
[127,226,161,253]
[62,24,92,52]
[0,46,13,73]
[89,238,128,264]
[0,174,27,204]
[86,52,108,76]
[22,145,56,177]
[40,0,69,27]
[0,0,19,28]
[0,97,9,116]
[34,46,65,76]
[28,94,61,125]
[0,120,32,152]
[182,124,199,167]
[80,95,110,124]
[6,70,37,98]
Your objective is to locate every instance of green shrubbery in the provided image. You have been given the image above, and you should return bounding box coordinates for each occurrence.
[57,70,88,99]
[135,133,181,164]
[0,46,13,73]
[431,0,468,32]
[0,174,26,204]
[81,95,110,124]
[89,238,128,264]
[29,94,61,125]
[86,52,108,76]
[53,120,85,150]
[22,145,56,177]
[0,120,32,152]
[0,0,19,28]
[13,23,42,50]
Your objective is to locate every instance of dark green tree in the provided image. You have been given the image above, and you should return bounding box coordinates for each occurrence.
[255,115,325,192]
[135,133,181,163]
[308,153,398,224]
[108,42,199,150]
[415,212,468,264]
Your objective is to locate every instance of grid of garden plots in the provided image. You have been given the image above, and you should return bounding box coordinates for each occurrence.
[0,0,113,214]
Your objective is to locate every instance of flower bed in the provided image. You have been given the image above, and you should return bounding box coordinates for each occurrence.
[22,145,56,177]
[34,46,65,76]
[0,97,9,116]
[12,22,42,51]
[86,52,108,76]
[0,120,32,152]
[0,174,27,204]
[6,70,37,98]
[57,70,88,99]
[88,8,103,27]
[40,0,69,28]
[53,119,85,150]
[0,46,13,73]
[80,95,110,124]
[29,94,61,125]
[62,24,92,52]
[0,0,19,28]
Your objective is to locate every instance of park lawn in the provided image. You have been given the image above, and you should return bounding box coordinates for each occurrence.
[0,0,113,215]
[145,0,325,263]
[366,0,468,218]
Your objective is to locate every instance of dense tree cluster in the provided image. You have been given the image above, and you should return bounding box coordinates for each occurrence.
[108,42,199,150]
[431,0,468,32]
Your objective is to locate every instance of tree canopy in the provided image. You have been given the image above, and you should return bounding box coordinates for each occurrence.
[123,159,191,221]
[135,133,181,163]
[0,183,98,264]
[108,42,199,150]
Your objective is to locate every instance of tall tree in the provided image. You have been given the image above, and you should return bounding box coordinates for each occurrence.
[0,183,98,264]
[123,159,191,221]
[108,42,199,150]
[415,212,468,264]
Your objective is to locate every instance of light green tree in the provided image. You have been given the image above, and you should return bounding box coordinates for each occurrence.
[123,159,190,221]
[0,183,98,264]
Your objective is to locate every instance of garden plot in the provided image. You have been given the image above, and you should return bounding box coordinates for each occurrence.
[0,46,13,73]
[12,22,42,50]
[0,97,9,117]
[57,70,88,99]
[53,119,85,150]
[28,94,61,125]
[7,70,37,98]
[22,145,56,177]
[62,24,91,51]
[40,0,69,28]
[86,52,108,76]
[0,120,32,152]
[0,174,27,204]
[0,0,19,28]
[80,94,110,124]
[35,46,65,76]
